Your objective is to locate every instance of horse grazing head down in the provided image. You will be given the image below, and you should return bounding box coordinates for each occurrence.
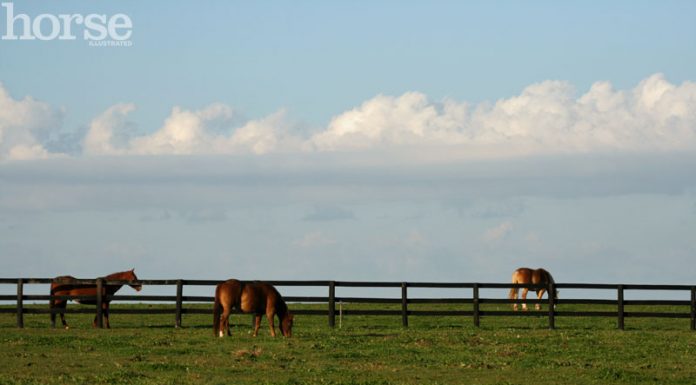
[214,280,294,338]
[509,267,556,311]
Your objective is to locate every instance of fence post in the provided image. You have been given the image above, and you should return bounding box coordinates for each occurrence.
[175,280,183,328]
[96,278,104,328]
[401,282,408,327]
[328,281,336,328]
[473,283,480,327]
[548,282,555,330]
[16,279,24,329]
[617,285,624,330]
[691,286,695,331]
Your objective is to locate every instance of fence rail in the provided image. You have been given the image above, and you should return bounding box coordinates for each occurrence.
[1,278,695,330]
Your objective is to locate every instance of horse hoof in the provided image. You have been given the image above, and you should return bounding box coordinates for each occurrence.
[64,326,69,330]
[218,331,224,338]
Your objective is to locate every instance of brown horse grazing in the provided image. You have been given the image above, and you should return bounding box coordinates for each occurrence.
[50,269,142,329]
[213,279,294,338]
[508,267,558,311]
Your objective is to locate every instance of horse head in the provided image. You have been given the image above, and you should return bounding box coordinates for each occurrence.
[281,312,294,337]
[126,268,142,292]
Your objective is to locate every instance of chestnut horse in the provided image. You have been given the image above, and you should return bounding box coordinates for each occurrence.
[508,267,558,311]
[50,269,142,328]
[213,279,293,338]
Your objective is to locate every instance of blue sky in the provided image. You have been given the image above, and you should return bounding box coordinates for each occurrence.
[4,1,696,131]
[1,1,696,295]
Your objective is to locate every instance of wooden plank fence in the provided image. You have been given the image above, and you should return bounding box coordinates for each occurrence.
[1,278,695,330]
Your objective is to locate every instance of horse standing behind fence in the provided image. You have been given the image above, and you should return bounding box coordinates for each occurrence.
[508,267,558,311]
[50,269,142,329]
[213,279,294,338]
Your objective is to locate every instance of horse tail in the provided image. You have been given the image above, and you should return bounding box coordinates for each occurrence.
[508,286,517,301]
[508,270,518,300]
[213,285,222,337]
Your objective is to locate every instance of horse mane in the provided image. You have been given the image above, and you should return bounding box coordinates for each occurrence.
[539,268,555,284]
[539,268,558,297]
[102,270,136,280]
[245,281,289,316]
[271,285,289,316]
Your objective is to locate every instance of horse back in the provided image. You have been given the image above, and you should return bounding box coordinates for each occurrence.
[216,279,243,308]
[512,267,553,285]
[511,268,533,284]
[51,275,75,285]
[240,282,285,315]
[51,275,101,304]
[50,275,83,293]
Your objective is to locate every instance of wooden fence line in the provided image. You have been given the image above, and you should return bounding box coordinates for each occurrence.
[1,278,695,331]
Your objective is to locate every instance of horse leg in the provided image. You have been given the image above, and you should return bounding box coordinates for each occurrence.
[535,289,546,311]
[50,298,57,328]
[104,303,111,329]
[224,310,231,337]
[224,310,232,337]
[521,288,529,311]
[219,307,231,337]
[510,289,519,311]
[56,301,69,329]
[252,315,262,337]
[266,311,276,337]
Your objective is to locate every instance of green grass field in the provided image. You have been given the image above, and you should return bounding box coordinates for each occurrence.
[1,303,696,385]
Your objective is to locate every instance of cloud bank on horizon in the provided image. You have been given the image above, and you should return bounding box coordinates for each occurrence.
[1,73,695,162]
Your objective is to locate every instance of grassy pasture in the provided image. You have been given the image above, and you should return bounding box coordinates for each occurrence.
[1,303,696,385]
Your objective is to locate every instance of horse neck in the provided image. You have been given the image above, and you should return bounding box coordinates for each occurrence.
[275,298,288,318]
[536,269,552,284]
[542,270,558,296]
[104,270,127,279]
[101,272,131,293]
[545,270,555,285]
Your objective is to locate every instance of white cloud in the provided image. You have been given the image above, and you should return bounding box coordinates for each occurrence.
[308,92,469,150]
[129,104,234,155]
[3,73,696,162]
[309,73,696,157]
[219,109,302,155]
[0,83,63,161]
[83,103,135,155]
[483,221,514,242]
[84,103,300,156]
